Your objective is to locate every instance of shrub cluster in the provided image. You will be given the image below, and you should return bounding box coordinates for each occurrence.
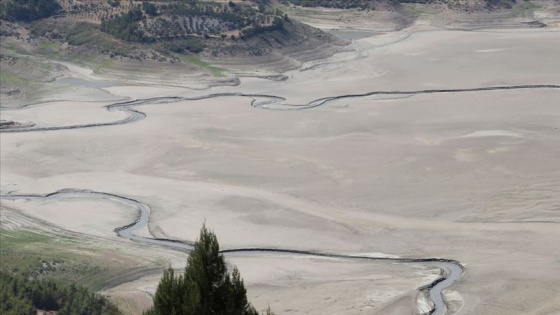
[0,0,61,22]
[0,271,121,315]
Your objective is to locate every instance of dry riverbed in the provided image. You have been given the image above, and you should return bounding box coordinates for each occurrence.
[1,16,560,315]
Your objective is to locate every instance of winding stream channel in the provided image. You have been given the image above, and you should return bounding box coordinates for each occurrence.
[2,84,559,133]
[0,189,462,315]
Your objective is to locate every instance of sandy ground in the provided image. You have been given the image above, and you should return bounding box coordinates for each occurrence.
[1,22,560,315]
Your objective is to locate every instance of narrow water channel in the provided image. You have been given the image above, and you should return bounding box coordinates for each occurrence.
[0,189,464,315]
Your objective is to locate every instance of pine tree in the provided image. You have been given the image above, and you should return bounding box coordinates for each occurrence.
[150,267,182,315]
[145,224,265,315]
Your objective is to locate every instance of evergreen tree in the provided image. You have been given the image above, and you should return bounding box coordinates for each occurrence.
[150,267,182,315]
[0,272,120,315]
[145,224,264,315]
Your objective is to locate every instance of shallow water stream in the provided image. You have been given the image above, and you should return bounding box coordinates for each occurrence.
[1,189,463,315]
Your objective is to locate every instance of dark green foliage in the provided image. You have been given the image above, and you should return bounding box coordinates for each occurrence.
[162,39,205,54]
[0,271,121,315]
[0,0,61,22]
[29,20,135,57]
[150,268,181,314]
[144,224,263,315]
[157,2,248,27]
[241,16,285,38]
[151,0,285,38]
[483,0,516,9]
[142,1,158,16]
[108,0,120,8]
[65,23,104,46]
[101,7,152,43]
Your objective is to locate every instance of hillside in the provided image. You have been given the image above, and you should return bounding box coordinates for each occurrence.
[0,0,552,67]
[0,0,556,84]
[0,0,346,63]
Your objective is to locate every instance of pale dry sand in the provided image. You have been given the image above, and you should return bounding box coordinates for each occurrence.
[1,198,139,239]
[2,100,126,127]
[1,26,559,314]
[104,256,440,315]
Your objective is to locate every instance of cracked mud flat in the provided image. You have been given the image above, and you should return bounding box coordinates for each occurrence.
[1,26,559,315]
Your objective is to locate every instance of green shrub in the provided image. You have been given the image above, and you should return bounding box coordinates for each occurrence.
[1,0,61,22]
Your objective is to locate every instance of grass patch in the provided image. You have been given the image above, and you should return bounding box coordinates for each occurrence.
[0,226,165,294]
[31,20,135,59]
[0,230,52,250]
[183,55,226,77]
[93,58,114,74]
[512,0,542,16]
[0,72,31,85]
[37,39,62,58]
[0,228,105,289]
[0,39,29,55]
[0,230,69,279]
[38,39,60,51]
[402,4,423,15]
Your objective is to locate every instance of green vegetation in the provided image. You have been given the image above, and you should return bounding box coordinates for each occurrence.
[144,224,271,315]
[0,230,52,250]
[512,0,541,16]
[163,39,205,54]
[36,39,62,57]
[401,3,427,15]
[100,7,151,43]
[142,1,159,16]
[0,271,121,315]
[0,229,122,314]
[93,59,114,74]
[1,226,152,291]
[0,0,61,22]
[0,72,31,87]
[0,0,321,60]
[183,55,226,77]
[99,0,286,43]
[483,0,517,9]
[30,20,136,58]
[108,0,121,8]
[240,15,286,38]
[1,229,93,284]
